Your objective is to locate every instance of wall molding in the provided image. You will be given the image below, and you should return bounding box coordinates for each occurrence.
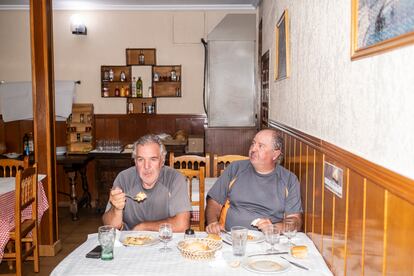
[269,120,414,205]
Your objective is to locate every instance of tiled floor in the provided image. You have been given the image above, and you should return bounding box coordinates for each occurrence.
[0,207,102,275]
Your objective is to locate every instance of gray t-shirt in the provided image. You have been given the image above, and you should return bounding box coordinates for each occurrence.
[207,160,302,231]
[107,166,191,230]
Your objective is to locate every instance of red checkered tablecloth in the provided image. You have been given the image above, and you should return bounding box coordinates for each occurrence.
[0,181,49,263]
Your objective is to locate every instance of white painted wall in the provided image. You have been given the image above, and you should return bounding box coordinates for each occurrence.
[258,0,414,180]
[0,9,253,114]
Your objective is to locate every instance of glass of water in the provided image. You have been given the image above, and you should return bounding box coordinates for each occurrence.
[98,225,116,260]
[231,226,248,256]
[263,224,281,253]
[159,223,173,252]
[283,218,297,247]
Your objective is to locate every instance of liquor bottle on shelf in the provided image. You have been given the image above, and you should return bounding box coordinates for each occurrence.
[125,86,130,97]
[148,86,152,98]
[136,77,143,98]
[170,67,177,81]
[23,133,29,156]
[142,103,147,114]
[115,86,120,97]
[120,71,126,82]
[128,102,134,114]
[120,86,126,97]
[103,83,109,97]
[109,69,114,81]
[132,77,137,97]
[139,50,145,65]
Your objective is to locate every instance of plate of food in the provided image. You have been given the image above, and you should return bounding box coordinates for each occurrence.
[122,234,159,247]
[242,256,290,274]
[4,152,21,159]
[222,230,265,244]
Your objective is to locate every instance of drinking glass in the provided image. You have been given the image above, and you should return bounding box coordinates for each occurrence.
[283,218,297,247]
[263,224,280,253]
[159,223,173,252]
[98,225,116,260]
[231,226,248,256]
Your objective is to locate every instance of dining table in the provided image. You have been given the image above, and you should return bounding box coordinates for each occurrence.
[0,174,49,263]
[51,231,332,276]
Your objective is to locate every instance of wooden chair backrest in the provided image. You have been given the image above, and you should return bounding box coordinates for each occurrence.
[178,168,205,231]
[213,154,249,177]
[0,156,29,177]
[3,163,39,276]
[169,152,211,177]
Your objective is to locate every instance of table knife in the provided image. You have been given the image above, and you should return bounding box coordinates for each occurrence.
[248,252,288,257]
[280,256,309,270]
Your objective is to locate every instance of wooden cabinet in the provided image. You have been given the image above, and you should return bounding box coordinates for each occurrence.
[126,48,156,66]
[101,65,131,97]
[127,97,156,114]
[67,104,94,154]
[153,65,182,97]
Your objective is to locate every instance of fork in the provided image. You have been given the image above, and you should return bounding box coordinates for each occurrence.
[124,194,140,202]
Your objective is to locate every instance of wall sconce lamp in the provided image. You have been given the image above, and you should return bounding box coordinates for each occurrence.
[71,14,87,35]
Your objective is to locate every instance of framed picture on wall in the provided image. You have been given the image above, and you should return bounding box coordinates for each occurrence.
[275,9,290,80]
[351,0,414,60]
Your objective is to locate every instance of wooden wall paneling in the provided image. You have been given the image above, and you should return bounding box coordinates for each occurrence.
[299,144,309,232]
[4,121,23,152]
[329,162,348,275]
[104,117,120,140]
[313,150,324,252]
[306,147,316,237]
[55,121,67,146]
[321,155,334,266]
[204,127,256,156]
[147,116,175,135]
[0,116,5,145]
[364,179,385,275]
[118,116,139,144]
[385,194,414,276]
[94,116,106,141]
[345,171,365,276]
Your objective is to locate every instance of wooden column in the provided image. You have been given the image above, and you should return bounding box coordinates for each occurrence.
[30,0,61,255]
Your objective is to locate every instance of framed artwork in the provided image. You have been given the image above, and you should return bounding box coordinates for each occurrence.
[275,9,290,80]
[351,0,414,60]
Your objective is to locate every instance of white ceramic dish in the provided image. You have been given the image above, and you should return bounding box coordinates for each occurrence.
[121,234,160,247]
[222,230,265,244]
[242,256,290,274]
[56,146,67,155]
[4,152,21,159]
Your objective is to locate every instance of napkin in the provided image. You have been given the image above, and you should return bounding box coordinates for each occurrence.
[114,229,123,247]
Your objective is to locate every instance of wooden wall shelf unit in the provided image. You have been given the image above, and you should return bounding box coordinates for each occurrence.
[127,97,156,114]
[67,104,94,154]
[152,65,182,97]
[101,65,131,97]
[126,48,156,66]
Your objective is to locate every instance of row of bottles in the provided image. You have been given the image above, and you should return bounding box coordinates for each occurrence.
[153,67,180,82]
[127,102,156,114]
[102,77,152,98]
[103,69,129,82]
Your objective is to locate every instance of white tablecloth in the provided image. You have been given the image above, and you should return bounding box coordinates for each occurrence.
[51,232,332,276]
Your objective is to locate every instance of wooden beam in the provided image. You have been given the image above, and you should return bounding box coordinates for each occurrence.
[30,0,60,253]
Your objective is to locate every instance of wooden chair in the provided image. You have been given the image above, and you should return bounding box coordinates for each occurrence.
[0,156,29,177]
[169,152,211,177]
[178,168,205,231]
[213,154,249,177]
[3,164,39,276]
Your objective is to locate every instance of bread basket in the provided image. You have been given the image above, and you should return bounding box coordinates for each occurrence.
[177,238,222,260]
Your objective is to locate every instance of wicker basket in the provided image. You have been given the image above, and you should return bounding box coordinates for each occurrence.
[177,238,222,260]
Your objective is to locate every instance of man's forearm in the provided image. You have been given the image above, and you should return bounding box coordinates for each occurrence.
[205,198,222,225]
[102,207,123,229]
[285,213,303,231]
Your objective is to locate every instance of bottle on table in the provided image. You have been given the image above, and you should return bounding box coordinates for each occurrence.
[136,77,143,98]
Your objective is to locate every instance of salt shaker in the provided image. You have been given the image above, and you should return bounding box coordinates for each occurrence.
[184,228,195,239]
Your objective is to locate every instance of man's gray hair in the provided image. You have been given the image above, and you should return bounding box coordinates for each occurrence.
[132,134,167,163]
[268,129,284,165]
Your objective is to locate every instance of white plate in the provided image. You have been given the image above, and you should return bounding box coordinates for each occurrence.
[223,230,265,244]
[4,153,21,159]
[242,256,290,274]
[121,234,160,247]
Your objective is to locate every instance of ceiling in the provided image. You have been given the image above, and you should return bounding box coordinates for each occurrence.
[0,0,260,10]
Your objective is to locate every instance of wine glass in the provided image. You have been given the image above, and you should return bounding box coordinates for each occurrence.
[283,218,297,247]
[159,223,173,252]
[263,224,280,253]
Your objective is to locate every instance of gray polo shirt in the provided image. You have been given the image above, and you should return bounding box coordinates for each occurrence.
[207,160,302,230]
[107,166,191,230]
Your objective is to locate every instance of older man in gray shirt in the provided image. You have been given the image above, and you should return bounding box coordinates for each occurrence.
[102,134,191,232]
[206,129,303,234]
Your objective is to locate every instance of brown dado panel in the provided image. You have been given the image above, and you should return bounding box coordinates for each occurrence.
[270,121,414,276]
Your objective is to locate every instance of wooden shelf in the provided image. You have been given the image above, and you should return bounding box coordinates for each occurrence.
[152,65,181,97]
[67,104,94,153]
[101,66,132,97]
[127,98,156,114]
[126,48,156,66]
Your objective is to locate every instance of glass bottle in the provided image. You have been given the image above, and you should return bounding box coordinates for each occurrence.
[125,86,130,97]
[139,50,145,65]
[148,86,152,98]
[23,133,29,156]
[142,103,146,114]
[109,69,114,81]
[115,86,120,97]
[170,67,177,81]
[120,86,125,97]
[136,77,143,98]
[128,102,134,114]
[132,77,137,97]
[184,228,195,239]
[120,71,126,82]
[28,132,34,154]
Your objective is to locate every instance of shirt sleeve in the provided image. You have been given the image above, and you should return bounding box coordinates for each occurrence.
[206,163,237,205]
[284,172,303,215]
[168,172,192,216]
